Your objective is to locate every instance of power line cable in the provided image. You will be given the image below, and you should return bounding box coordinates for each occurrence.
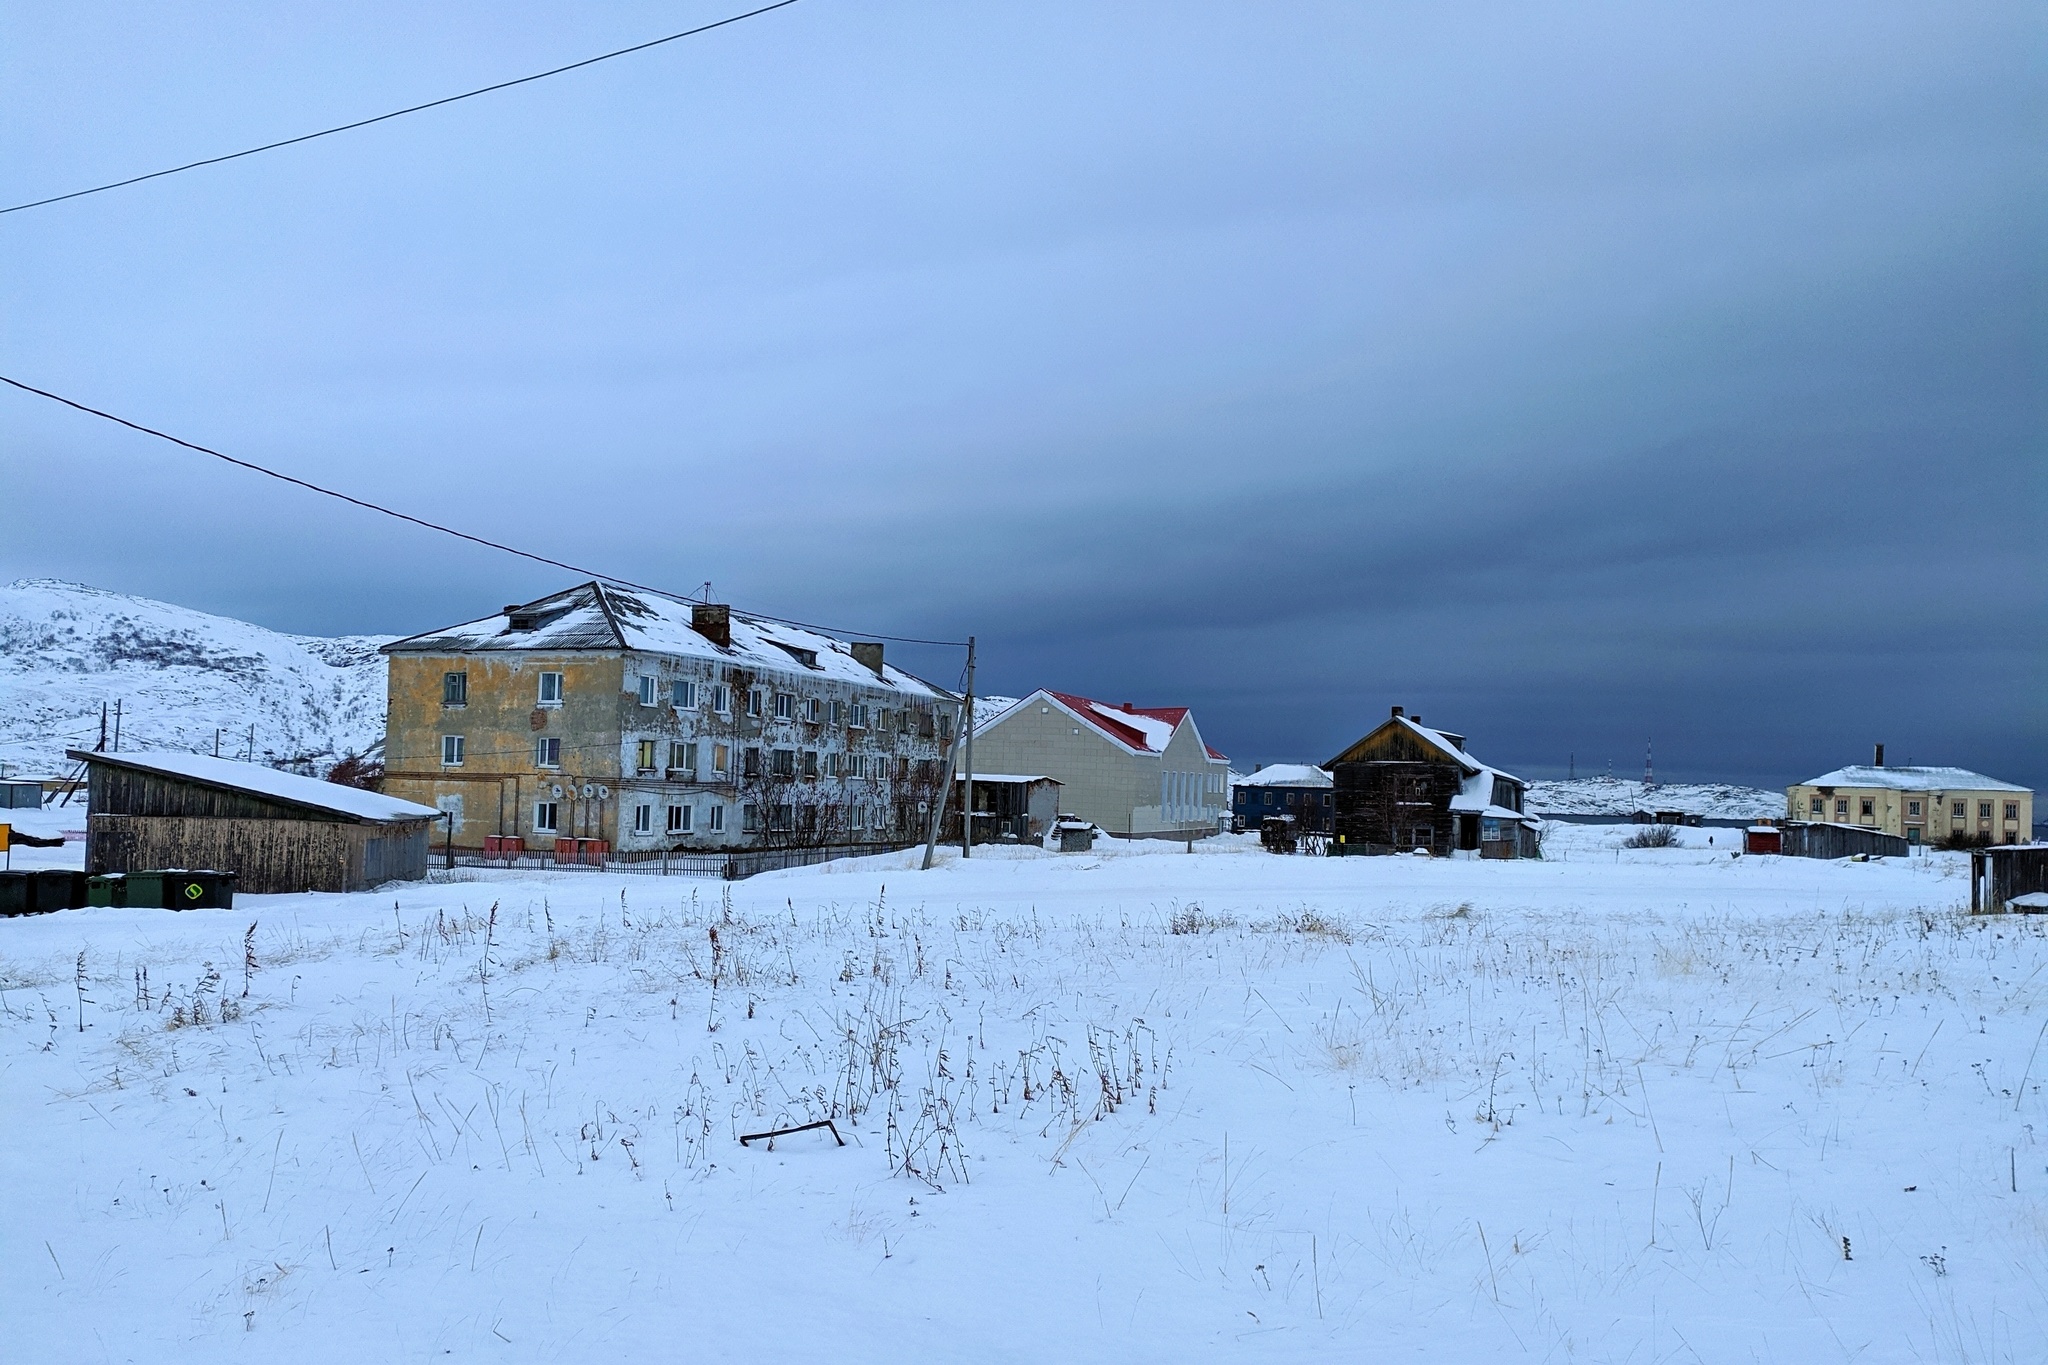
[0,0,803,217]
[0,372,968,649]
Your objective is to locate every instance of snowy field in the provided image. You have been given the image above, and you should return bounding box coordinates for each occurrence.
[2,825,2043,1363]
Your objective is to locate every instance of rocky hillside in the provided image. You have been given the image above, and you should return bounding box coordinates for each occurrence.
[1526,775,1784,821]
[0,579,389,779]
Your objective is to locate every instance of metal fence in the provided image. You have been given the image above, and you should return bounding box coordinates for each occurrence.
[448,841,918,881]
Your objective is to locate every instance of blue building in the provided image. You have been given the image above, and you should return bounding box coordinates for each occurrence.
[1233,764,1333,833]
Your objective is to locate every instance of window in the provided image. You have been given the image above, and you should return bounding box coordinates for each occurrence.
[939,713,953,741]
[1859,799,1874,818]
[1809,795,1824,814]
[712,743,729,774]
[742,803,760,833]
[850,703,869,729]
[534,801,559,833]
[711,684,730,714]
[708,804,725,833]
[1979,802,1994,821]
[535,736,561,768]
[637,675,658,707]
[1834,798,1849,819]
[671,678,697,709]
[442,672,468,706]
[743,747,761,778]
[775,692,796,720]
[853,805,868,831]
[538,672,564,705]
[669,740,698,774]
[772,748,797,778]
[2005,802,2021,822]
[748,689,764,718]
[636,740,658,773]
[441,735,465,766]
[803,750,819,778]
[829,700,844,725]
[668,804,692,833]
[1908,800,1922,817]
[1952,802,1967,820]
[771,803,794,831]
[633,803,653,835]
[804,697,821,723]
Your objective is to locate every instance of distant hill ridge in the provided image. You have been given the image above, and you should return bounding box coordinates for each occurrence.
[0,579,389,778]
[1527,775,1782,820]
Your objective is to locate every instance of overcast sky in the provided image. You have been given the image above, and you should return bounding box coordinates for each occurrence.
[3,1,2041,789]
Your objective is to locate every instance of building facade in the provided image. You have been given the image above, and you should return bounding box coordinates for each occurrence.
[1786,749,2032,847]
[1327,706,1539,857]
[968,691,1229,837]
[381,583,960,853]
[1232,764,1333,833]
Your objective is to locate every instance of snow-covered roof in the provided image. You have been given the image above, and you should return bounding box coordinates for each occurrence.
[68,750,441,823]
[1797,765,2029,794]
[1448,765,1534,822]
[383,582,952,702]
[986,690,1226,763]
[1239,764,1331,789]
[955,773,1061,785]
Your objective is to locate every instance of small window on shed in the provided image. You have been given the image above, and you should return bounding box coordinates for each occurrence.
[443,672,468,706]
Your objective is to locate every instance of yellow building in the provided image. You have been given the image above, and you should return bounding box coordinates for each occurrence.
[381,582,958,854]
[1786,749,2032,848]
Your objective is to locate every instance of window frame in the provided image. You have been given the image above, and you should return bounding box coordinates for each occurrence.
[708,803,725,833]
[535,736,562,769]
[537,671,565,706]
[774,692,796,720]
[636,739,658,773]
[636,675,659,707]
[632,803,653,835]
[440,734,465,767]
[667,803,692,833]
[710,683,730,715]
[442,671,468,707]
[534,800,560,833]
[671,678,698,710]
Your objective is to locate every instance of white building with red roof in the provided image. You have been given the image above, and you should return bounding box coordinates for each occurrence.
[969,689,1230,837]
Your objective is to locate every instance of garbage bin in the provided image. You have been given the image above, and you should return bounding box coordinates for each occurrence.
[34,869,86,912]
[0,871,34,917]
[87,874,128,907]
[123,871,169,910]
[162,870,236,910]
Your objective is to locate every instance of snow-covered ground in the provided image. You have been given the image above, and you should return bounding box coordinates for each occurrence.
[2,825,2041,1362]
[0,579,389,778]
[1529,775,1785,821]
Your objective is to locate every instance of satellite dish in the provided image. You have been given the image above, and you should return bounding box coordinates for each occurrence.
[550,784,563,798]
[580,783,595,798]
[596,785,611,800]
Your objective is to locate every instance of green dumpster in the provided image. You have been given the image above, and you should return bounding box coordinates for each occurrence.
[123,871,169,910]
[86,874,128,907]
[162,870,235,910]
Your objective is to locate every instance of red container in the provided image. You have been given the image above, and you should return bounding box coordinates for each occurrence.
[1744,825,1781,855]
[482,835,526,858]
[552,838,579,864]
[576,838,609,866]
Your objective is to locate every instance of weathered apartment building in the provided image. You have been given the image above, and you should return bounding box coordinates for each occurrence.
[381,582,961,853]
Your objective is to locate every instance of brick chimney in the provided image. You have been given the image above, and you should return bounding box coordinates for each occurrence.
[1390,705,1404,718]
[1874,743,1885,768]
[691,603,731,648]
[852,641,885,675]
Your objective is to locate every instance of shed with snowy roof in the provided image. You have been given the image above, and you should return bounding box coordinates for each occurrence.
[968,690,1229,838]
[69,749,442,894]
[1325,707,1539,858]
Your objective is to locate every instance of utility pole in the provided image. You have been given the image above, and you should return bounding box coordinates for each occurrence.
[246,724,255,762]
[96,701,108,752]
[960,635,976,860]
[213,729,222,758]
[112,699,122,752]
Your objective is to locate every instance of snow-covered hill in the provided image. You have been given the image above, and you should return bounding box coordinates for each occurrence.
[1527,774,1784,820]
[0,579,389,778]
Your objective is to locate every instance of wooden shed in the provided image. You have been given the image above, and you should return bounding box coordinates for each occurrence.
[1971,845,2048,914]
[70,750,441,895]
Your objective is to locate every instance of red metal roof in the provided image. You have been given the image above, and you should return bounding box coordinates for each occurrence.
[1044,691,1216,757]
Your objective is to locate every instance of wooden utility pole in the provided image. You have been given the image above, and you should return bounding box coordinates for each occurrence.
[111,699,122,752]
[96,702,108,752]
[960,636,975,860]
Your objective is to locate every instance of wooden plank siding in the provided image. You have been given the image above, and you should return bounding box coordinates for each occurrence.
[86,814,431,894]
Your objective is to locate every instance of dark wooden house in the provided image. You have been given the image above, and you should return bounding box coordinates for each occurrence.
[1326,707,1540,858]
[71,749,441,894]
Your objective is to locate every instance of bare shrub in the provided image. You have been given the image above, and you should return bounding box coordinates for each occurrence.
[1625,824,1682,849]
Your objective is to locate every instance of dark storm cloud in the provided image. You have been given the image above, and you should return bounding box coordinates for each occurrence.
[2,2,2040,790]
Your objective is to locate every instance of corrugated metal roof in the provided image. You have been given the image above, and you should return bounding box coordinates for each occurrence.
[68,749,440,823]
